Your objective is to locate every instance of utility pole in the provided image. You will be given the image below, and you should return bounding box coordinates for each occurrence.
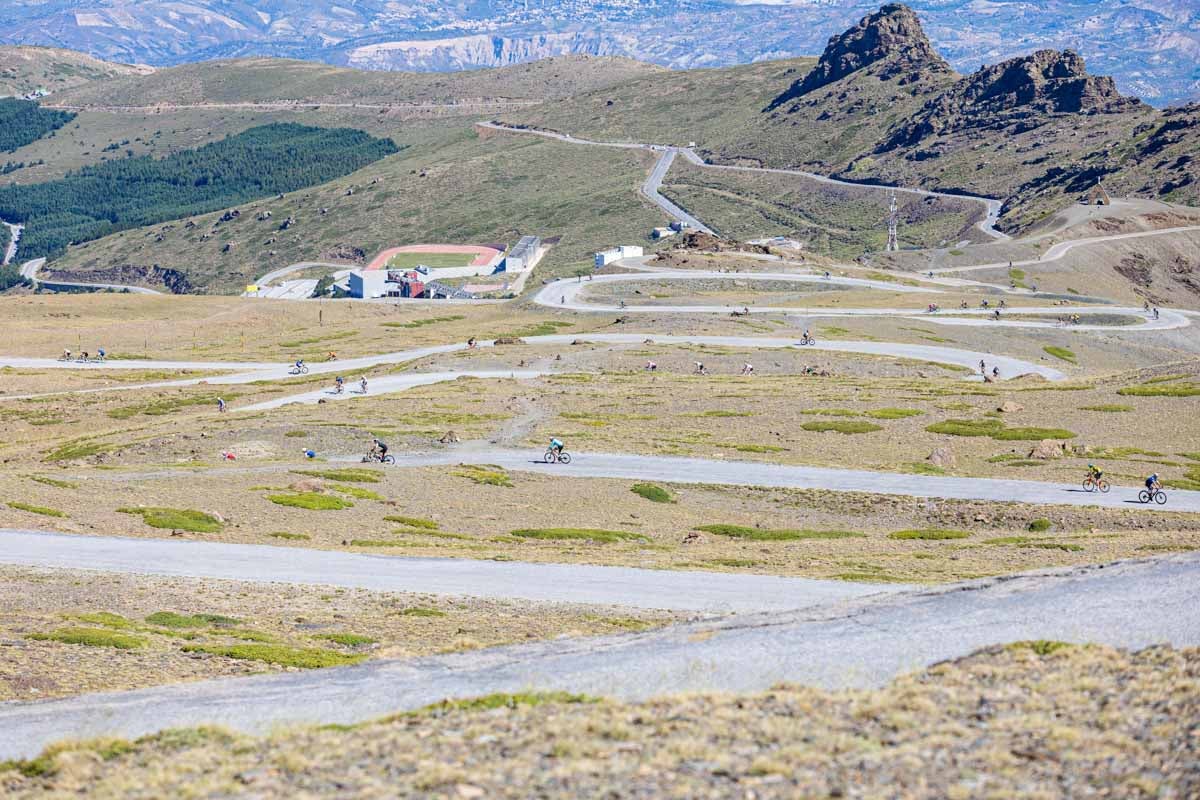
[886,192,899,252]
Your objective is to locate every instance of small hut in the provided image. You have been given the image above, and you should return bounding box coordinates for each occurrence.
[1084,184,1111,206]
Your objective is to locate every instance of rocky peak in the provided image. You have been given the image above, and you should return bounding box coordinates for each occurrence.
[769,3,950,109]
[879,48,1143,151]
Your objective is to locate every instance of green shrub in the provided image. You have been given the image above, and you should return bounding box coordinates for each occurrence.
[1043,346,1076,363]
[291,468,381,483]
[266,493,353,510]
[1021,541,1084,552]
[984,536,1033,545]
[1027,518,1052,532]
[398,607,447,618]
[992,427,1076,441]
[864,408,923,419]
[1080,404,1133,412]
[72,612,134,629]
[889,529,970,540]
[332,484,384,501]
[925,419,1003,437]
[118,507,223,532]
[348,539,404,548]
[631,483,674,503]
[696,524,863,541]
[1008,640,1072,656]
[182,643,365,668]
[510,528,649,543]
[451,464,513,487]
[7,501,67,518]
[26,475,78,489]
[800,408,860,417]
[733,444,788,453]
[285,430,308,438]
[29,627,147,649]
[44,440,114,462]
[801,420,882,434]
[268,532,311,541]
[315,633,377,647]
[145,612,241,629]
[384,515,439,530]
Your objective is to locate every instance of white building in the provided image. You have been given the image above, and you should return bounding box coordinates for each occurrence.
[502,235,542,272]
[594,245,644,268]
[347,269,392,299]
[652,227,676,239]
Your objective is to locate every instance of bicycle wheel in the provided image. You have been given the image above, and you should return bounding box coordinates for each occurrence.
[1098,480,1109,493]
[544,450,556,464]
[383,454,395,465]
[1082,479,1094,492]
[1154,490,1167,505]
[558,452,572,465]
[1138,490,1151,504]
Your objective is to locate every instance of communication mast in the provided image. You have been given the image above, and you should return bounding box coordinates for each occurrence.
[886,192,899,252]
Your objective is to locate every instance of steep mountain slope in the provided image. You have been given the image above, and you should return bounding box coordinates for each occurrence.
[0,46,150,97]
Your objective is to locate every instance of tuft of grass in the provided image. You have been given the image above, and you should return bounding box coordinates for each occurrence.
[72,612,134,629]
[1022,541,1084,552]
[7,500,67,518]
[284,430,308,438]
[889,529,970,541]
[1027,518,1053,532]
[26,475,79,489]
[800,408,859,417]
[145,611,241,629]
[118,507,222,532]
[631,483,674,503]
[1118,383,1200,397]
[696,524,864,541]
[1043,346,1076,363]
[266,493,353,510]
[29,627,147,649]
[992,426,1076,441]
[904,462,945,475]
[408,692,594,718]
[733,443,788,453]
[181,643,365,668]
[268,531,311,541]
[510,528,650,543]
[315,633,378,647]
[43,439,114,462]
[801,420,882,434]
[706,558,759,568]
[451,464,513,487]
[398,607,447,618]
[926,418,1003,437]
[332,484,384,501]
[348,539,405,548]
[984,536,1033,545]
[1008,640,1073,656]
[693,410,753,417]
[384,515,439,529]
[1080,404,1133,413]
[291,468,381,483]
[864,408,923,419]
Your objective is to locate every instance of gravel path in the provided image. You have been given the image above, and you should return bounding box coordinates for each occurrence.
[0,529,904,613]
[2,551,1193,760]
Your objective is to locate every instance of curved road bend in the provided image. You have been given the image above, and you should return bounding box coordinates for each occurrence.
[478,122,1006,240]
[1,551,1194,759]
[1,221,21,266]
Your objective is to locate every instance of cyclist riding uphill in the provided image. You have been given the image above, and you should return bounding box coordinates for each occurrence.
[549,437,565,457]
[1146,473,1161,492]
[372,438,389,459]
[1087,463,1103,480]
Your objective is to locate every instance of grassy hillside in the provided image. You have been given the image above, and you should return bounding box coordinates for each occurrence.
[659,159,982,255]
[0,46,150,97]
[50,56,666,108]
[45,125,670,293]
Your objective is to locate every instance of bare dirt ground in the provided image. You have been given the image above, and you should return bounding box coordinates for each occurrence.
[3,642,1196,798]
[0,566,679,703]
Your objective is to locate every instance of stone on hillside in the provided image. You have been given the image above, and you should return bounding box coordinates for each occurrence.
[439,431,460,444]
[928,446,956,469]
[998,401,1024,413]
[1029,440,1068,460]
[289,479,326,493]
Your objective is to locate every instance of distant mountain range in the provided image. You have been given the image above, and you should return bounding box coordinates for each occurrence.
[0,1,1196,107]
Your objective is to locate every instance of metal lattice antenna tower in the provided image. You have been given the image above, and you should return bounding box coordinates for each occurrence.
[886,192,899,252]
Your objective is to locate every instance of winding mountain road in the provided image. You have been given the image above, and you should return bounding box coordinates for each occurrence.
[2,550,1194,760]
[1,221,21,266]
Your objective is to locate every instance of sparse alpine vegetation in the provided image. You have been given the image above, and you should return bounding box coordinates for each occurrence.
[926,418,1075,440]
[631,483,674,503]
[889,529,970,540]
[266,493,353,511]
[117,506,223,532]
[511,528,650,544]
[451,464,513,487]
[696,524,864,541]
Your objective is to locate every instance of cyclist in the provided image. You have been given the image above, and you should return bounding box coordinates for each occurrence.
[1086,463,1103,482]
[372,438,389,461]
[467,337,477,349]
[823,271,831,279]
[294,358,305,371]
[1146,473,1161,493]
[549,437,565,458]
[327,351,337,361]
[801,328,812,343]
[81,351,89,361]
[334,376,345,394]
[217,397,227,413]
[97,348,106,361]
[644,360,657,371]
[693,361,707,375]
[360,376,368,394]
[741,362,754,376]
[61,349,71,361]
[991,366,1000,379]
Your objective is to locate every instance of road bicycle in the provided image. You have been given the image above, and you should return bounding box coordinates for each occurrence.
[797,334,816,346]
[362,450,395,465]
[544,448,572,464]
[289,364,309,375]
[1137,488,1167,505]
[1082,476,1110,493]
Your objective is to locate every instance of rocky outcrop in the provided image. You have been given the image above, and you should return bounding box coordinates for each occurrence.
[768,4,950,109]
[40,264,193,293]
[345,33,622,72]
[881,49,1143,150]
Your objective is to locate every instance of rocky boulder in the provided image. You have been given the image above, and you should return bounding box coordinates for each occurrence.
[928,446,956,469]
[997,401,1024,413]
[1029,440,1069,460]
[768,3,950,109]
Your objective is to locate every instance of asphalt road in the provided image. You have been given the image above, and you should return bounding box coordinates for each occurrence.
[329,446,1200,513]
[2,551,1194,759]
[1,221,21,266]
[930,225,1200,274]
